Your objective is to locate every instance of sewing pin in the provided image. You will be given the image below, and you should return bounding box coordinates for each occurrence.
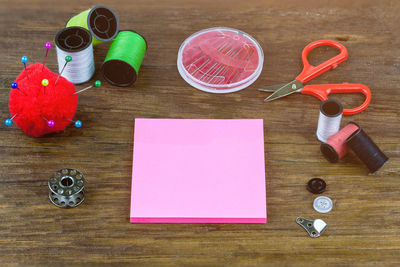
[11,82,26,95]
[72,80,101,95]
[21,56,29,79]
[42,42,52,71]
[41,115,55,127]
[5,114,17,126]
[54,55,72,85]
[42,79,49,94]
[209,47,241,84]
[64,117,82,128]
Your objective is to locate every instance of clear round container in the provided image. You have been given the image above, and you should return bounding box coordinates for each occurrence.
[177,27,264,93]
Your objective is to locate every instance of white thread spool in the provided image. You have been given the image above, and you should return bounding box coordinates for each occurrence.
[55,27,95,84]
[316,99,343,142]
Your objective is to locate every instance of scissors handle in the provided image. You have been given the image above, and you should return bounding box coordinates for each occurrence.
[301,83,371,115]
[295,40,348,84]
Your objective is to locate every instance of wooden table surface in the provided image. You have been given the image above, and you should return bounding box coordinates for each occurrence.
[0,0,399,266]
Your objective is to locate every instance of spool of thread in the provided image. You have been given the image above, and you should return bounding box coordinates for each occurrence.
[345,126,388,173]
[320,122,359,163]
[101,30,147,86]
[55,27,95,84]
[316,99,343,142]
[66,5,119,46]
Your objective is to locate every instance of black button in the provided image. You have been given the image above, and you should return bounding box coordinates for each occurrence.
[307,178,326,194]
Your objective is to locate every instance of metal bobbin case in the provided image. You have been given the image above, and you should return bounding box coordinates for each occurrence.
[55,26,95,84]
[49,168,85,208]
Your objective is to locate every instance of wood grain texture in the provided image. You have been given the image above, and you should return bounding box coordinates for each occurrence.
[0,0,399,266]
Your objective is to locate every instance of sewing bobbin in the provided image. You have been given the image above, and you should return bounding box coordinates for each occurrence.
[316,99,343,143]
[345,127,389,173]
[320,122,360,163]
[55,26,95,84]
[101,30,147,86]
[66,5,119,45]
[48,168,85,208]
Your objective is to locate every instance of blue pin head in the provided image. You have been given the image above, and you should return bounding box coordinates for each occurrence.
[11,82,18,89]
[21,56,28,63]
[5,118,12,127]
[74,120,82,128]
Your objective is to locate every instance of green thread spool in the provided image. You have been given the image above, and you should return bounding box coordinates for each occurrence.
[101,30,147,86]
[66,5,119,46]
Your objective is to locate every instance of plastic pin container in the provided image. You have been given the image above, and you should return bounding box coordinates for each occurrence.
[177,27,264,93]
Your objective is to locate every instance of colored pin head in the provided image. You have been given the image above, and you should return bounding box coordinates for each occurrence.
[74,120,82,128]
[5,118,12,126]
[65,56,72,62]
[45,42,52,50]
[42,79,49,86]
[10,82,26,95]
[94,80,101,87]
[21,56,28,63]
[47,120,55,127]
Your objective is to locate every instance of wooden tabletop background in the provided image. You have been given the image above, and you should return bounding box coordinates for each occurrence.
[0,0,399,266]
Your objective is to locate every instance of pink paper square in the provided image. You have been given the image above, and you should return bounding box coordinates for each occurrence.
[130,119,266,223]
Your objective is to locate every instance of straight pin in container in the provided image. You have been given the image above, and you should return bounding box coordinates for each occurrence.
[316,99,343,143]
[177,27,264,93]
[66,5,119,46]
[55,26,95,84]
[101,30,147,86]
[346,126,388,173]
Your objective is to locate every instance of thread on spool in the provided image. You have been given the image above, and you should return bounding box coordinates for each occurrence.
[55,27,95,84]
[345,126,388,173]
[320,122,359,163]
[101,30,147,86]
[316,99,343,142]
[66,5,119,46]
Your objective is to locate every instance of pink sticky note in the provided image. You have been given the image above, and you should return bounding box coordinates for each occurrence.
[130,119,266,223]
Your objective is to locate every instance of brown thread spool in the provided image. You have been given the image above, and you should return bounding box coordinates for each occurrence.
[320,122,359,163]
[345,127,389,173]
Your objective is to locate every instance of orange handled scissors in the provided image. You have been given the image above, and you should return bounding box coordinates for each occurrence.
[259,40,371,115]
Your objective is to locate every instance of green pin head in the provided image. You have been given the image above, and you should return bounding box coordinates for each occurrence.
[94,80,101,87]
[65,56,72,62]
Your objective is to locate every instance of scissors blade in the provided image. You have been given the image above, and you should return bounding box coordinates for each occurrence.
[263,80,303,102]
[258,83,289,92]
